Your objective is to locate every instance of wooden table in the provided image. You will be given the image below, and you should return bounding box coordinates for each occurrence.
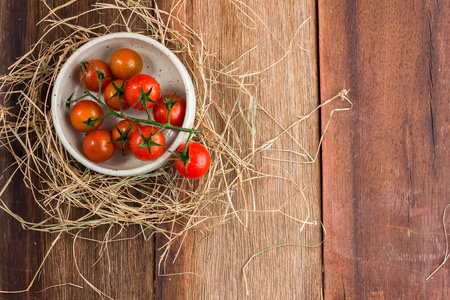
[0,0,448,299]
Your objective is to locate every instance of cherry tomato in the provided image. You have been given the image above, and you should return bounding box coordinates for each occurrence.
[111,120,141,152]
[152,94,186,127]
[109,48,143,80]
[124,74,161,110]
[129,126,165,161]
[103,79,129,111]
[79,60,112,92]
[83,129,115,162]
[70,100,104,132]
[174,142,211,179]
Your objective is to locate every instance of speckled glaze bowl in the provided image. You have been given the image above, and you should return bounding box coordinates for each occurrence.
[52,32,196,176]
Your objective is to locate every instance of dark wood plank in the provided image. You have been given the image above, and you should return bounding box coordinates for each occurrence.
[0,1,156,299]
[155,0,322,299]
[0,1,43,299]
[319,0,449,298]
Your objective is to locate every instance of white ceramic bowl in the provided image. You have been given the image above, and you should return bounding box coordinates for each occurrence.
[52,32,196,176]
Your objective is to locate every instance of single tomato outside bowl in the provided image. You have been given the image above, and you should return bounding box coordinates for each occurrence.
[51,32,196,176]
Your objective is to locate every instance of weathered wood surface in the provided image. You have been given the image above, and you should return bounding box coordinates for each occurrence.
[1,0,322,299]
[0,1,42,299]
[319,0,449,299]
[154,0,322,299]
[1,0,448,299]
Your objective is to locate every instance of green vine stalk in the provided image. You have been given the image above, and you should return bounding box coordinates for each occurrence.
[66,61,198,155]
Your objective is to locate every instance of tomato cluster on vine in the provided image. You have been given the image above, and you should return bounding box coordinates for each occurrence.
[65,48,210,179]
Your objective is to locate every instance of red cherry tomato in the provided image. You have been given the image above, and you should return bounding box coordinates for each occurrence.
[152,94,186,127]
[109,48,143,80]
[174,142,211,179]
[124,74,161,110]
[111,119,141,152]
[103,79,129,111]
[79,60,112,92]
[70,100,104,132]
[129,126,165,161]
[83,129,115,162]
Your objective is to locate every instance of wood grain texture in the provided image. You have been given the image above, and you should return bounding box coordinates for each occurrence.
[155,0,322,299]
[7,1,321,300]
[6,0,448,299]
[319,0,449,299]
[0,1,42,298]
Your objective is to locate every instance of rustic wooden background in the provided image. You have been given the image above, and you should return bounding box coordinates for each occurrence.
[0,0,448,299]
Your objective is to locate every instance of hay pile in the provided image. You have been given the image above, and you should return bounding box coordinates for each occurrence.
[0,1,269,240]
[0,0,350,256]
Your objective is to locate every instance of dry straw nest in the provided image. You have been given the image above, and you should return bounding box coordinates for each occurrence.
[0,1,265,241]
[0,1,350,247]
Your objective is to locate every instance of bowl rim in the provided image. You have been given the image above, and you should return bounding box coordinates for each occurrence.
[51,32,196,176]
